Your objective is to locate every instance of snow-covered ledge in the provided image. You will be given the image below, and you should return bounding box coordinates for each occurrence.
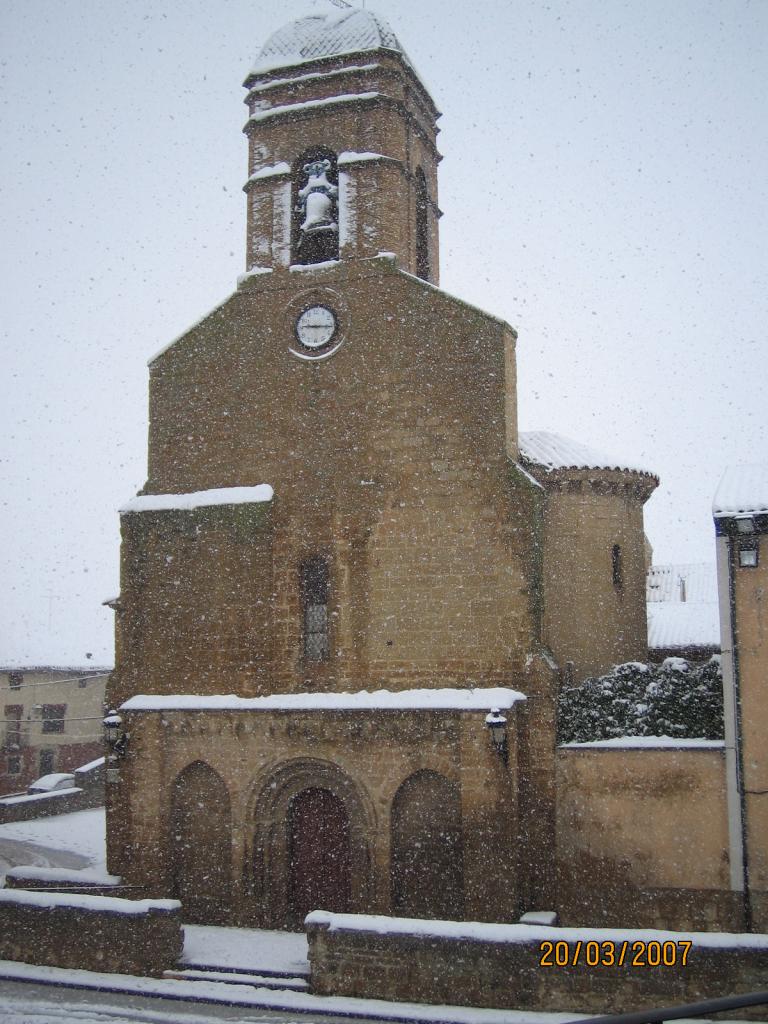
[120,686,526,713]
[120,485,273,514]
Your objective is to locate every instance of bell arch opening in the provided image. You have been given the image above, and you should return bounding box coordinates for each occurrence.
[292,148,339,266]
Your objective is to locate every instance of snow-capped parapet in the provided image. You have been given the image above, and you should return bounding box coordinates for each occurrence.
[305,910,766,948]
[246,162,291,183]
[121,686,526,713]
[560,736,725,750]
[4,866,121,886]
[120,485,273,514]
[519,430,656,477]
[0,890,180,914]
[289,259,340,273]
[338,151,389,164]
[237,267,274,288]
[249,11,412,75]
[713,464,768,517]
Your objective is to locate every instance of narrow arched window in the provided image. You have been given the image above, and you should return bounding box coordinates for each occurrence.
[415,167,430,281]
[612,544,624,590]
[292,149,339,266]
[300,556,330,661]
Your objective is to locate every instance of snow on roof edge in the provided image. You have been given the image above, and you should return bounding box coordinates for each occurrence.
[397,269,513,333]
[122,686,526,713]
[712,464,768,517]
[147,292,237,365]
[519,430,657,478]
[646,602,721,650]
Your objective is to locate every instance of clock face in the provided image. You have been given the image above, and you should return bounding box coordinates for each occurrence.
[296,305,337,351]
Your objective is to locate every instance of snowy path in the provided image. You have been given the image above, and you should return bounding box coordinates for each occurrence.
[183,925,309,975]
[0,838,90,882]
[0,978,355,1023]
[0,807,106,884]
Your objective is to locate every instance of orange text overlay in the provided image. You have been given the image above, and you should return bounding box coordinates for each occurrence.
[539,939,692,968]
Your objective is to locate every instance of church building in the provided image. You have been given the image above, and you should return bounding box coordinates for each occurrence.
[106,10,706,932]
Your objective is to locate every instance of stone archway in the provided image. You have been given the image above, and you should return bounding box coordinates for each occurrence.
[288,786,352,921]
[170,760,232,924]
[249,758,374,930]
[391,769,464,920]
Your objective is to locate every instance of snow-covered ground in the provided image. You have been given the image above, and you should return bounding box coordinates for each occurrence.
[183,925,308,975]
[0,807,106,884]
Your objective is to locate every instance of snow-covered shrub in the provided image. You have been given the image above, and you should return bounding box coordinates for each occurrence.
[557,656,724,744]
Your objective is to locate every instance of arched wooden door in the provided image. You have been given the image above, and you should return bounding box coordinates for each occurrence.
[170,761,232,924]
[391,770,464,919]
[288,787,351,924]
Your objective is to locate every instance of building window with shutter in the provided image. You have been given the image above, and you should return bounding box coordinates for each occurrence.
[4,705,22,753]
[39,748,55,775]
[41,704,66,734]
[300,557,330,662]
[8,672,22,690]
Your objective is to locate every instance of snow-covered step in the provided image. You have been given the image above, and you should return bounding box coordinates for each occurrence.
[181,958,309,980]
[165,967,309,991]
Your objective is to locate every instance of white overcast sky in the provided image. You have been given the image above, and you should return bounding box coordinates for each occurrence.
[1,0,766,667]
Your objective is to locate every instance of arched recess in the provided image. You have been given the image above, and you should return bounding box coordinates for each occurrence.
[249,758,375,930]
[391,769,464,919]
[170,760,232,924]
[292,148,339,266]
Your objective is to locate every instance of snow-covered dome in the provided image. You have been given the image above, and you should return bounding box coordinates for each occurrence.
[251,10,412,74]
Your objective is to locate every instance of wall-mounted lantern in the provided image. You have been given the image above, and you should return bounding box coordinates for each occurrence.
[103,710,128,781]
[485,708,508,767]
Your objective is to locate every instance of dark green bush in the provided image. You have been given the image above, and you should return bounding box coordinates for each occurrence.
[557,657,724,744]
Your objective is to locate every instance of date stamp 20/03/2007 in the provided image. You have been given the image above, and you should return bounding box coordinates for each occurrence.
[539,940,692,968]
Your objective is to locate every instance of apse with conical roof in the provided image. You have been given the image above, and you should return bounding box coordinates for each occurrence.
[242,9,441,282]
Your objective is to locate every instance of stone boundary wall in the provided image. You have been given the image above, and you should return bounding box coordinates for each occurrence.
[0,890,183,976]
[306,912,768,1016]
[0,785,103,824]
[555,745,737,931]
[0,757,104,823]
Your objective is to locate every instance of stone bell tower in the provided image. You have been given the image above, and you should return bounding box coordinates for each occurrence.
[108,7,546,928]
[242,10,441,282]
